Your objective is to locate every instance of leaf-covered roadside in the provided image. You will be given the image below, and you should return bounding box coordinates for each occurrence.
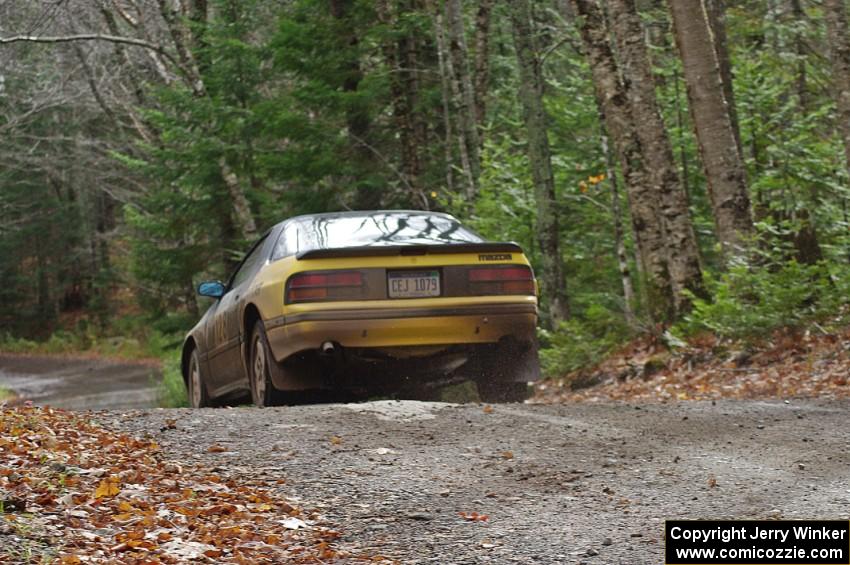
[0,406,390,563]
[535,325,850,403]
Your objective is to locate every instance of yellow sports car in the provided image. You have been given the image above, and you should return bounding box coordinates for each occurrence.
[182,210,539,407]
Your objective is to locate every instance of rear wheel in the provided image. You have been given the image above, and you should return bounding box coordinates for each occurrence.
[472,342,538,403]
[476,380,530,403]
[250,321,277,408]
[187,348,212,408]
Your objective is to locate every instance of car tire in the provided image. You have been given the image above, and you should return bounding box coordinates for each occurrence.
[472,342,538,403]
[476,380,530,403]
[187,348,212,408]
[249,321,277,408]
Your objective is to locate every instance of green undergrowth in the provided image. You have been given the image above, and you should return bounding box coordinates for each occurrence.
[0,313,190,360]
[538,302,633,378]
[540,255,850,381]
[674,258,850,343]
[156,350,188,408]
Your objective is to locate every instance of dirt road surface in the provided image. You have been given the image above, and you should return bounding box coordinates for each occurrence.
[99,399,850,564]
[0,354,158,410]
[3,355,847,563]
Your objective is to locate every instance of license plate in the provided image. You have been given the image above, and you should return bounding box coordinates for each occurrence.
[388,270,440,298]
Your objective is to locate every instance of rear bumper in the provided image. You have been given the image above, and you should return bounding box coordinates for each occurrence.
[265,303,537,362]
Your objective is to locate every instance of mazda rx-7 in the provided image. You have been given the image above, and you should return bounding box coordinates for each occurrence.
[182,210,539,407]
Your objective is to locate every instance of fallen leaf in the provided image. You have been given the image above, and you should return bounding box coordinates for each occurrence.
[207,444,227,453]
[458,511,489,522]
[281,517,308,530]
[94,478,120,499]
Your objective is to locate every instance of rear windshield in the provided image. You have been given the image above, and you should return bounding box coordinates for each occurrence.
[273,212,483,258]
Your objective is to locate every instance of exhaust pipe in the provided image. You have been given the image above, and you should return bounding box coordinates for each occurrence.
[321,341,336,355]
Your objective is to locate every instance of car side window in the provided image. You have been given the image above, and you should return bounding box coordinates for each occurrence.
[230,236,268,289]
[271,222,300,260]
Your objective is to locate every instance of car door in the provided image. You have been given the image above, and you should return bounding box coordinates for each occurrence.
[206,235,268,392]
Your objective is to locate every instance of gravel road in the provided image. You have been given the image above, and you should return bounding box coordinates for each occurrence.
[99,399,850,564]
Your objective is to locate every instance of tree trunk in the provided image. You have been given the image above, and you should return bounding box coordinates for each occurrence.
[790,0,808,110]
[330,0,381,208]
[703,0,742,158]
[571,0,673,323]
[219,157,258,240]
[668,0,753,259]
[157,0,258,240]
[509,0,570,326]
[400,0,429,206]
[473,0,494,129]
[432,4,456,194]
[607,0,704,314]
[377,0,426,208]
[435,2,476,201]
[446,0,481,201]
[155,0,205,95]
[824,0,850,177]
[600,121,636,327]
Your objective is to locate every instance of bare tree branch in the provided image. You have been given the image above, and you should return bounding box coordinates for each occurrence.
[0,33,180,69]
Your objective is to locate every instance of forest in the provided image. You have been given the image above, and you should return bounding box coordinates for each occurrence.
[1,0,850,379]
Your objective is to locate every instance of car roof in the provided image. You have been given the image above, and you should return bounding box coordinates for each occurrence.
[279,210,457,226]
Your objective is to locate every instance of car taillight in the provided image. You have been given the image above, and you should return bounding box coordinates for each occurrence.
[467,266,535,295]
[286,270,364,303]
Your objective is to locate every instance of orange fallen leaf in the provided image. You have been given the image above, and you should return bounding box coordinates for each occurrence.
[207,444,227,453]
[329,436,343,445]
[483,405,494,414]
[94,477,120,499]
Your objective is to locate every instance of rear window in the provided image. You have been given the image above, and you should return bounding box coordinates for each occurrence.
[273,212,483,258]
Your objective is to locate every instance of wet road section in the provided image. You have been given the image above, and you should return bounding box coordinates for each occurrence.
[0,354,158,410]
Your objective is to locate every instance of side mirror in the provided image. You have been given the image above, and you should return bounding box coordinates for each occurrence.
[197,281,226,299]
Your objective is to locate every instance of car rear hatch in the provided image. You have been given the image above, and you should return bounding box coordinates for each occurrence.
[285,242,536,305]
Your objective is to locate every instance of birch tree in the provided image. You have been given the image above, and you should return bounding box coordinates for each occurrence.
[571,0,674,321]
[607,0,704,313]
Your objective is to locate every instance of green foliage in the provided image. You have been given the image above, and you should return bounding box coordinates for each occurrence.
[157,351,189,408]
[677,257,850,341]
[539,303,632,377]
[0,314,187,361]
[0,387,16,402]
[463,134,537,252]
